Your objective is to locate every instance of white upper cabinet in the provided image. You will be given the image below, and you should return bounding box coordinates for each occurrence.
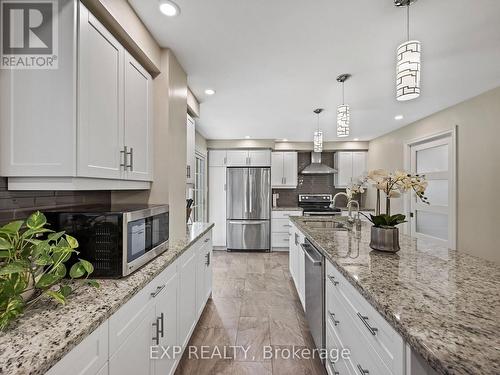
[0,2,153,190]
[78,7,124,179]
[208,150,227,167]
[335,151,367,188]
[271,152,297,188]
[186,116,196,184]
[123,52,153,181]
[226,150,271,166]
[226,150,249,166]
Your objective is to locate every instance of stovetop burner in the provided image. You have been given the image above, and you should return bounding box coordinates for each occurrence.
[298,194,342,215]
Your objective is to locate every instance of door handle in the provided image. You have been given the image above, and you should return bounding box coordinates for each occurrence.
[151,284,166,298]
[152,316,161,345]
[187,165,191,178]
[205,252,211,266]
[328,311,340,326]
[357,312,378,335]
[328,275,339,286]
[126,147,133,171]
[229,220,268,225]
[159,312,165,337]
[120,146,128,170]
[300,243,322,265]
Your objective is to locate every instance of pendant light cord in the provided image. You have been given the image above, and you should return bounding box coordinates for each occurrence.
[342,82,345,105]
[407,4,410,41]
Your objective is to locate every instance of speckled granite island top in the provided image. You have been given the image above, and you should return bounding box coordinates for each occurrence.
[272,206,303,211]
[0,223,214,375]
[290,216,500,375]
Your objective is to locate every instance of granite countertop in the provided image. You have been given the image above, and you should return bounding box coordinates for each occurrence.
[290,216,500,375]
[338,207,375,212]
[0,223,214,375]
[272,206,303,211]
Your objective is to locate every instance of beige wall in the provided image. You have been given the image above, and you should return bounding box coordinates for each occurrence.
[206,139,369,151]
[367,86,500,263]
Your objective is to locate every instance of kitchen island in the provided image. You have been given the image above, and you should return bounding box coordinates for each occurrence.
[289,216,500,375]
[0,223,214,375]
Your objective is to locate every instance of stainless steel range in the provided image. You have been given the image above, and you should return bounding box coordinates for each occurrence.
[298,194,342,216]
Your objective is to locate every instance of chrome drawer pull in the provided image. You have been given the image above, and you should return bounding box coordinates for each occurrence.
[151,284,166,298]
[328,310,340,326]
[357,364,369,374]
[328,275,339,286]
[329,360,340,375]
[152,316,161,345]
[204,237,210,243]
[357,312,378,335]
[159,312,165,337]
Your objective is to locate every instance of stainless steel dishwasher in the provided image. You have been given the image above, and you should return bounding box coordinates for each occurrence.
[301,238,325,353]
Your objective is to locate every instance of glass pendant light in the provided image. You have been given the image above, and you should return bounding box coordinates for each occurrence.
[396,0,421,101]
[336,74,351,138]
[313,108,324,152]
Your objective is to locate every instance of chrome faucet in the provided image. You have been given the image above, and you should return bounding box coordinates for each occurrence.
[331,192,349,209]
[347,200,360,222]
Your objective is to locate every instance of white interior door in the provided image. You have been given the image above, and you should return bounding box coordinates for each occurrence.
[409,135,456,249]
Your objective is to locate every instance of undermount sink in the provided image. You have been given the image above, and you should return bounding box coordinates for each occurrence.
[301,220,348,230]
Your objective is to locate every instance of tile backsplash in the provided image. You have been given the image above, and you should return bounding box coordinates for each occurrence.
[273,152,352,208]
[0,177,111,225]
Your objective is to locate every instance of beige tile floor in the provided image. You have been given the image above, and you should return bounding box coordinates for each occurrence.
[175,251,327,375]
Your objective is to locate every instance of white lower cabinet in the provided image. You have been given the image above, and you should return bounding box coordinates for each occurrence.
[48,230,213,375]
[272,210,302,250]
[288,220,305,309]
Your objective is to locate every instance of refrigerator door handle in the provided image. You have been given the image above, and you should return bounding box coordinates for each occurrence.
[249,171,253,213]
[228,220,268,225]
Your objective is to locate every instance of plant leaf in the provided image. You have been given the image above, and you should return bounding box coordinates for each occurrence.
[59,285,72,297]
[34,254,53,266]
[35,273,62,289]
[45,290,66,305]
[0,261,29,276]
[0,250,10,258]
[0,296,24,331]
[78,259,94,275]
[0,237,11,250]
[87,280,100,288]
[65,235,79,249]
[69,263,86,279]
[26,211,47,230]
[0,220,24,235]
[48,231,65,242]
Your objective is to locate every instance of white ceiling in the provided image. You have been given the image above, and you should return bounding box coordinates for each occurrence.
[129,0,500,141]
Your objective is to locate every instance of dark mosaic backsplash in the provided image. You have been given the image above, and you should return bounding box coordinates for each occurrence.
[0,177,111,225]
[273,151,354,208]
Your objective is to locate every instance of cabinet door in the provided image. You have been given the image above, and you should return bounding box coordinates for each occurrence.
[282,152,298,188]
[298,243,305,310]
[186,116,196,184]
[196,235,213,318]
[271,152,284,187]
[336,152,353,188]
[226,150,248,166]
[352,152,367,183]
[124,52,153,181]
[109,303,155,375]
[208,167,227,247]
[208,150,227,167]
[178,246,198,348]
[78,6,124,179]
[248,150,271,166]
[154,271,179,375]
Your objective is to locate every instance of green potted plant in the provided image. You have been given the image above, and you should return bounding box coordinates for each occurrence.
[0,211,98,330]
[360,170,429,252]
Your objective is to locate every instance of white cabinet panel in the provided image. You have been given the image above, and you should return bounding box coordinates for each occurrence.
[272,232,290,248]
[282,152,298,187]
[186,116,196,184]
[248,150,271,166]
[335,152,353,188]
[352,152,367,183]
[298,242,305,310]
[226,150,249,166]
[124,51,153,181]
[208,166,227,247]
[196,234,213,318]
[46,321,109,375]
[271,152,284,187]
[208,150,227,167]
[178,246,198,348]
[109,304,155,375]
[78,6,124,179]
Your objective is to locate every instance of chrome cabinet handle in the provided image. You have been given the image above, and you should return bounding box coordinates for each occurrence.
[328,310,340,326]
[357,312,378,335]
[329,360,340,375]
[159,312,165,338]
[151,284,166,298]
[294,233,298,245]
[223,156,227,165]
[205,252,211,266]
[152,316,161,345]
[328,275,339,286]
[126,147,133,171]
[357,364,369,374]
[204,237,210,243]
[120,146,128,170]
[284,177,286,184]
[187,165,191,178]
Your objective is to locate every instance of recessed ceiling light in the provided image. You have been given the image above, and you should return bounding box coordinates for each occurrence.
[159,1,180,17]
[353,138,359,141]
[205,89,216,95]
[245,136,251,139]
[395,115,404,120]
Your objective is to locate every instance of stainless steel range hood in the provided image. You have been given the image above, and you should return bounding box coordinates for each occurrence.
[300,152,337,175]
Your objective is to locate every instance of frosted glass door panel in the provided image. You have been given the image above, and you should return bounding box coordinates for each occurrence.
[416,211,448,240]
[424,180,449,207]
[416,145,448,173]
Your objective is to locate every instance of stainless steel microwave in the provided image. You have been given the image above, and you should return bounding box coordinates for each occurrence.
[46,204,169,278]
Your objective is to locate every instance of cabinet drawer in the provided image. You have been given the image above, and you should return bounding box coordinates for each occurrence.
[272,232,290,248]
[46,321,109,375]
[325,318,356,375]
[326,261,404,374]
[272,218,292,233]
[271,210,302,219]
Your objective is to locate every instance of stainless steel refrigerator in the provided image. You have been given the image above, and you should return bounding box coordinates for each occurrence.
[226,167,271,251]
